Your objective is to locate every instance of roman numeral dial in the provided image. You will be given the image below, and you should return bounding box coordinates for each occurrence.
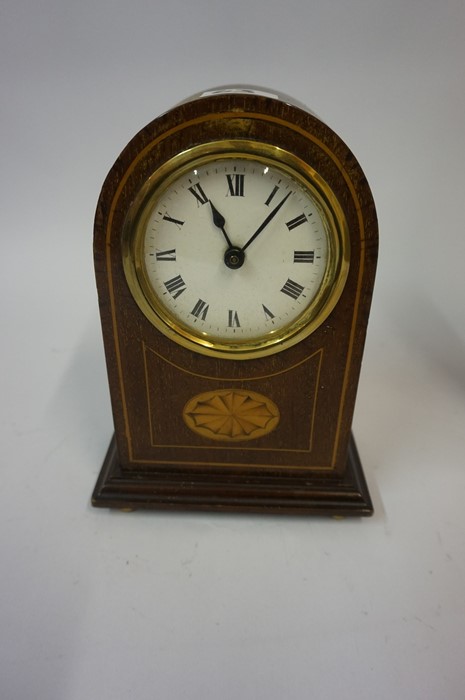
[226,173,245,197]
[191,299,209,320]
[134,150,342,356]
[155,248,176,261]
[294,250,315,263]
[281,278,305,300]
[286,213,307,230]
[188,183,209,206]
[164,274,186,298]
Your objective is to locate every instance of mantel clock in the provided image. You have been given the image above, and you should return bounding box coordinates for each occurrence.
[92,86,378,515]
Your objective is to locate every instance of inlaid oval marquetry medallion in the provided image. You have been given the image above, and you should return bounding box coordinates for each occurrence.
[183,389,280,442]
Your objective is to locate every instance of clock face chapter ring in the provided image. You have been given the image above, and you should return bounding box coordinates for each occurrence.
[122,140,350,360]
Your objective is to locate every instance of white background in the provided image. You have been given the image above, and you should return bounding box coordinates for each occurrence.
[1,1,464,698]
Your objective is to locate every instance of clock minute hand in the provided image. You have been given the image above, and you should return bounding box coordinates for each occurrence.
[209,200,234,248]
[241,191,292,253]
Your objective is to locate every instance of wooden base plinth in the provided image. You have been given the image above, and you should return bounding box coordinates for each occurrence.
[92,435,373,516]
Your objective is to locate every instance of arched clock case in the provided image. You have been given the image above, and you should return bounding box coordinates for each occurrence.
[92,87,378,515]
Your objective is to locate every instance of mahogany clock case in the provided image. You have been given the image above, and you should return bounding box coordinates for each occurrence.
[92,88,378,515]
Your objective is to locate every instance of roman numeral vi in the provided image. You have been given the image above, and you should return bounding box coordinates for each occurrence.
[228,310,241,327]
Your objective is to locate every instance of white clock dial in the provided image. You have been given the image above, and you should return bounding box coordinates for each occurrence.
[140,156,331,345]
[122,143,349,359]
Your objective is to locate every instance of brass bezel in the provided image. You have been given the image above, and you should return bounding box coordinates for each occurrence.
[122,140,350,359]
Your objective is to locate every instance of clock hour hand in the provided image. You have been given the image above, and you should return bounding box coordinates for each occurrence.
[241,191,292,252]
[209,200,234,249]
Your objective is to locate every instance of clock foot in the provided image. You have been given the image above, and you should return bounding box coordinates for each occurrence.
[91,435,373,517]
